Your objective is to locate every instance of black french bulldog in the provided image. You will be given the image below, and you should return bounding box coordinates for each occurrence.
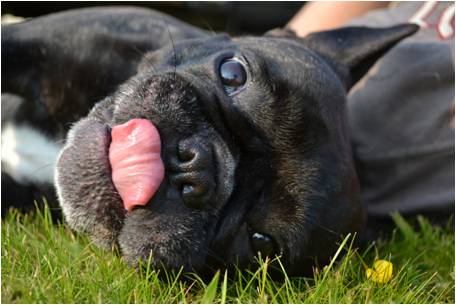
[2,7,418,276]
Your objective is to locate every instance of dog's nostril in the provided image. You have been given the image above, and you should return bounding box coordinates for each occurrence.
[181,183,207,210]
[176,138,213,169]
[178,147,196,162]
[170,171,214,210]
[182,184,195,196]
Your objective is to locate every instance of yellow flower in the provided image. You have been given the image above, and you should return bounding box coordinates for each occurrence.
[366,259,393,283]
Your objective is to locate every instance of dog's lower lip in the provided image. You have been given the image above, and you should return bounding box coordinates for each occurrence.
[206,185,267,270]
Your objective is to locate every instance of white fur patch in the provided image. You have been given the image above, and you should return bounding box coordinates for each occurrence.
[1,123,62,185]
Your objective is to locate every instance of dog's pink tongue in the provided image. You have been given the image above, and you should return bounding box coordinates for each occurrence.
[109,119,164,212]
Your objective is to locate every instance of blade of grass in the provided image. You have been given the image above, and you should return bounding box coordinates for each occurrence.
[220,270,228,304]
[200,271,220,303]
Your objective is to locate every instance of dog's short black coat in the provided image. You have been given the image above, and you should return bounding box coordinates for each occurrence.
[2,6,418,276]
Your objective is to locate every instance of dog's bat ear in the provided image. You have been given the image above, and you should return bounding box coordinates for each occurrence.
[302,24,419,89]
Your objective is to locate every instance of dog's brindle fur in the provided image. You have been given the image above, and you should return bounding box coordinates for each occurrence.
[2,7,418,276]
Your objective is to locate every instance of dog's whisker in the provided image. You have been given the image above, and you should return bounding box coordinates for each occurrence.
[162,16,178,83]
[200,246,226,266]
[301,213,339,237]
[130,44,149,58]
[193,10,217,37]
[147,61,160,76]
[53,138,67,145]
[222,3,234,34]
[28,162,55,176]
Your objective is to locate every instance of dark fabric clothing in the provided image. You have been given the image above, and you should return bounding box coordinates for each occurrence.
[347,1,455,223]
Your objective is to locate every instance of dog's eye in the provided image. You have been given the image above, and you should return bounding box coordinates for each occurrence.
[219,59,247,94]
[250,232,277,257]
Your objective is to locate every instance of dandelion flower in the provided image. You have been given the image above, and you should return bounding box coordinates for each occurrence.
[366,259,393,283]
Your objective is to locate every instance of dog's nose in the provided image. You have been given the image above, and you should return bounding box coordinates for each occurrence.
[170,137,215,209]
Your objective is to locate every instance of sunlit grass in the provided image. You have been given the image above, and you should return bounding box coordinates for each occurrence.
[2,202,454,303]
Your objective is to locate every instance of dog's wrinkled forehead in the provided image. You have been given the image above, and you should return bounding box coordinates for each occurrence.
[138,34,347,131]
[142,34,341,86]
[139,34,233,70]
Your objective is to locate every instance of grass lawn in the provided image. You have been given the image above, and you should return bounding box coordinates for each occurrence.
[2,203,454,303]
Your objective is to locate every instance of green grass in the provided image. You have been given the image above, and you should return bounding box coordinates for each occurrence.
[2,203,454,303]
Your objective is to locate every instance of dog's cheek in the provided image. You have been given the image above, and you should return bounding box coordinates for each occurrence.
[55,118,126,249]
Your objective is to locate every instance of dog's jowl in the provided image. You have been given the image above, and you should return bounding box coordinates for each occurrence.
[2,7,418,276]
